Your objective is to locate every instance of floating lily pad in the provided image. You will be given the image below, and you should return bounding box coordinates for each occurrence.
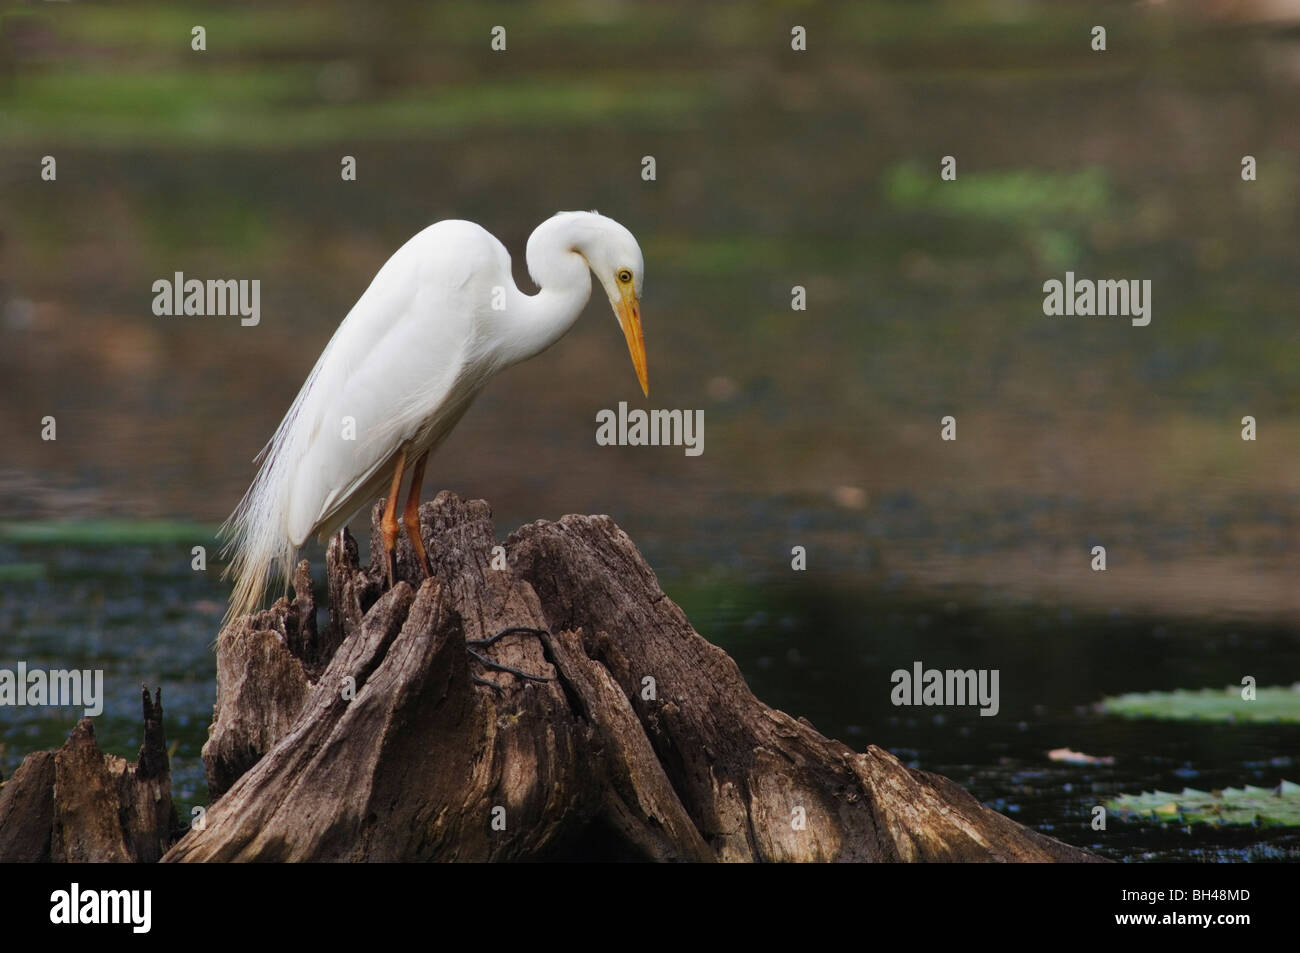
[1108,782,1300,827]
[1100,685,1300,724]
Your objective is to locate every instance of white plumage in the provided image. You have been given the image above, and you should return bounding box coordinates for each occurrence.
[221,211,647,623]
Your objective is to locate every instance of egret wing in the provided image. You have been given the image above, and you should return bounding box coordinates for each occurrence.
[222,219,512,621]
[280,221,508,544]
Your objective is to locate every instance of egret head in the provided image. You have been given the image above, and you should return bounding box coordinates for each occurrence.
[580,214,648,397]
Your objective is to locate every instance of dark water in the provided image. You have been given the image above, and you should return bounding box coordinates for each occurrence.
[0,543,221,819]
[2,537,1297,862]
[673,579,1300,862]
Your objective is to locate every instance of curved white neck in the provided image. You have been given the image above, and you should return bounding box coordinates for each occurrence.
[495,216,594,367]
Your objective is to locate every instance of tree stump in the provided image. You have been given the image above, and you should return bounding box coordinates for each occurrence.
[165,491,1100,862]
[0,688,177,863]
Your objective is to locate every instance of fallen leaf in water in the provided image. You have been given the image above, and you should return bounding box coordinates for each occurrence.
[1048,747,1115,765]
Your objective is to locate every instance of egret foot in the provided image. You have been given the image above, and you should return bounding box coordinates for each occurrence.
[466,626,553,690]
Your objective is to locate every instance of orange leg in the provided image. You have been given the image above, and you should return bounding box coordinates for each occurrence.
[402,450,430,578]
[381,446,407,588]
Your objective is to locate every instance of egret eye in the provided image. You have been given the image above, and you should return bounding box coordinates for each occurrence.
[617,269,632,284]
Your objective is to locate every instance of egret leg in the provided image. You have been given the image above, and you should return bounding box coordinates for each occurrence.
[402,450,430,578]
[381,446,407,588]
[466,626,553,689]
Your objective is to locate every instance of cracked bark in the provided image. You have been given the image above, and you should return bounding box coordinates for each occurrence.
[164,491,1099,863]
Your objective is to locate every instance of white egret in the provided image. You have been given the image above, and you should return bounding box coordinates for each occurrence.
[221,211,647,629]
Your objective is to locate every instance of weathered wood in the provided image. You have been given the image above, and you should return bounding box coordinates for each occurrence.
[200,563,316,800]
[0,688,177,863]
[509,512,1102,861]
[0,751,56,862]
[168,491,1100,863]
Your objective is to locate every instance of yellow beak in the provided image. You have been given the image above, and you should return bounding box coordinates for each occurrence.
[615,287,648,397]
